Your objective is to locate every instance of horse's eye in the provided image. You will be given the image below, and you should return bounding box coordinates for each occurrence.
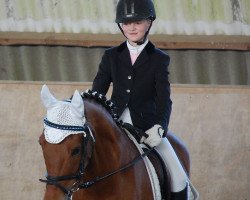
[71,147,81,157]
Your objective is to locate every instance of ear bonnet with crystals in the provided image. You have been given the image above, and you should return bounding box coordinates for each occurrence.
[41,85,86,144]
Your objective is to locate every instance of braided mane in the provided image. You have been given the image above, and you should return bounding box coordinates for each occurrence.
[81,89,120,122]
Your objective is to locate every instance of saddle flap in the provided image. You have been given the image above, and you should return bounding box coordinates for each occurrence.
[142,146,171,200]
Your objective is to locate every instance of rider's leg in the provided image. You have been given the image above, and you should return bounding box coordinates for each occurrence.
[155,137,188,199]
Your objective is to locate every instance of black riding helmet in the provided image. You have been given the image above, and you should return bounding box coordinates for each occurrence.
[115,0,156,23]
[115,0,156,45]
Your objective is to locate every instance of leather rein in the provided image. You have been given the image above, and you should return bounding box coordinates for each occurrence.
[39,119,153,200]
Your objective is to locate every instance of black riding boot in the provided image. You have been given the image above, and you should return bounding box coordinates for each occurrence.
[170,185,188,200]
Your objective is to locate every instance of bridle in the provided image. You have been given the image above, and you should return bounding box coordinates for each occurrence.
[39,119,154,200]
[39,118,95,199]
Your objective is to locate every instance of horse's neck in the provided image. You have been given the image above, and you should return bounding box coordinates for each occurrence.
[85,100,136,176]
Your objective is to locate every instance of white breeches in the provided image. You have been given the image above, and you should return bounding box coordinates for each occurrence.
[155,137,187,192]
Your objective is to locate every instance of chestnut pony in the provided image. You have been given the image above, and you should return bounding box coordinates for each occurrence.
[39,85,190,200]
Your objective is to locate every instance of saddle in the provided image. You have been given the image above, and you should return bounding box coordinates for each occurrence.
[121,122,171,200]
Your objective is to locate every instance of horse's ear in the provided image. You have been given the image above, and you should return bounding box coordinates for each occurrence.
[71,90,84,118]
[41,85,58,109]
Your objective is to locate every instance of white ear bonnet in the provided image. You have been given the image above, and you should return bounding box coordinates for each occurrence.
[41,85,86,144]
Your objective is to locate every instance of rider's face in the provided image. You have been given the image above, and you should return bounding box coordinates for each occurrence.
[121,20,151,46]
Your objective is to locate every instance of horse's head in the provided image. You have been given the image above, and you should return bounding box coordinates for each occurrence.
[39,85,94,200]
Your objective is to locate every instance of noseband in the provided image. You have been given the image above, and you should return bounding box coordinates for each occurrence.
[39,119,95,199]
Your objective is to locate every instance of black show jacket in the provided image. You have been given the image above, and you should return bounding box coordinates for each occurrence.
[92,41,172,132]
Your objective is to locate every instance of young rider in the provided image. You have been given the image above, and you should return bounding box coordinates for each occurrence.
[92,0,188,199]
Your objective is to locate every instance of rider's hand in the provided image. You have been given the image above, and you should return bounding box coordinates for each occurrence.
[140,124,164,147]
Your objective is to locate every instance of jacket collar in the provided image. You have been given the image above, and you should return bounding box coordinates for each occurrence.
[117,41,155,67]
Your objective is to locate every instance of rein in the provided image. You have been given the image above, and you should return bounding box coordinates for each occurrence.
[78,146,154,189]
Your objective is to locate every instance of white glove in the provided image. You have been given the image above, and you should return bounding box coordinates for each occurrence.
[141,124,164,147]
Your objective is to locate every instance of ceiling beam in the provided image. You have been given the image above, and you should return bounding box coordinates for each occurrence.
[0,32,249,50]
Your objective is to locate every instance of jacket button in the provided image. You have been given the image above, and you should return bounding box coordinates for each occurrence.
[126,89,130,93]
[128,76,132,79]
